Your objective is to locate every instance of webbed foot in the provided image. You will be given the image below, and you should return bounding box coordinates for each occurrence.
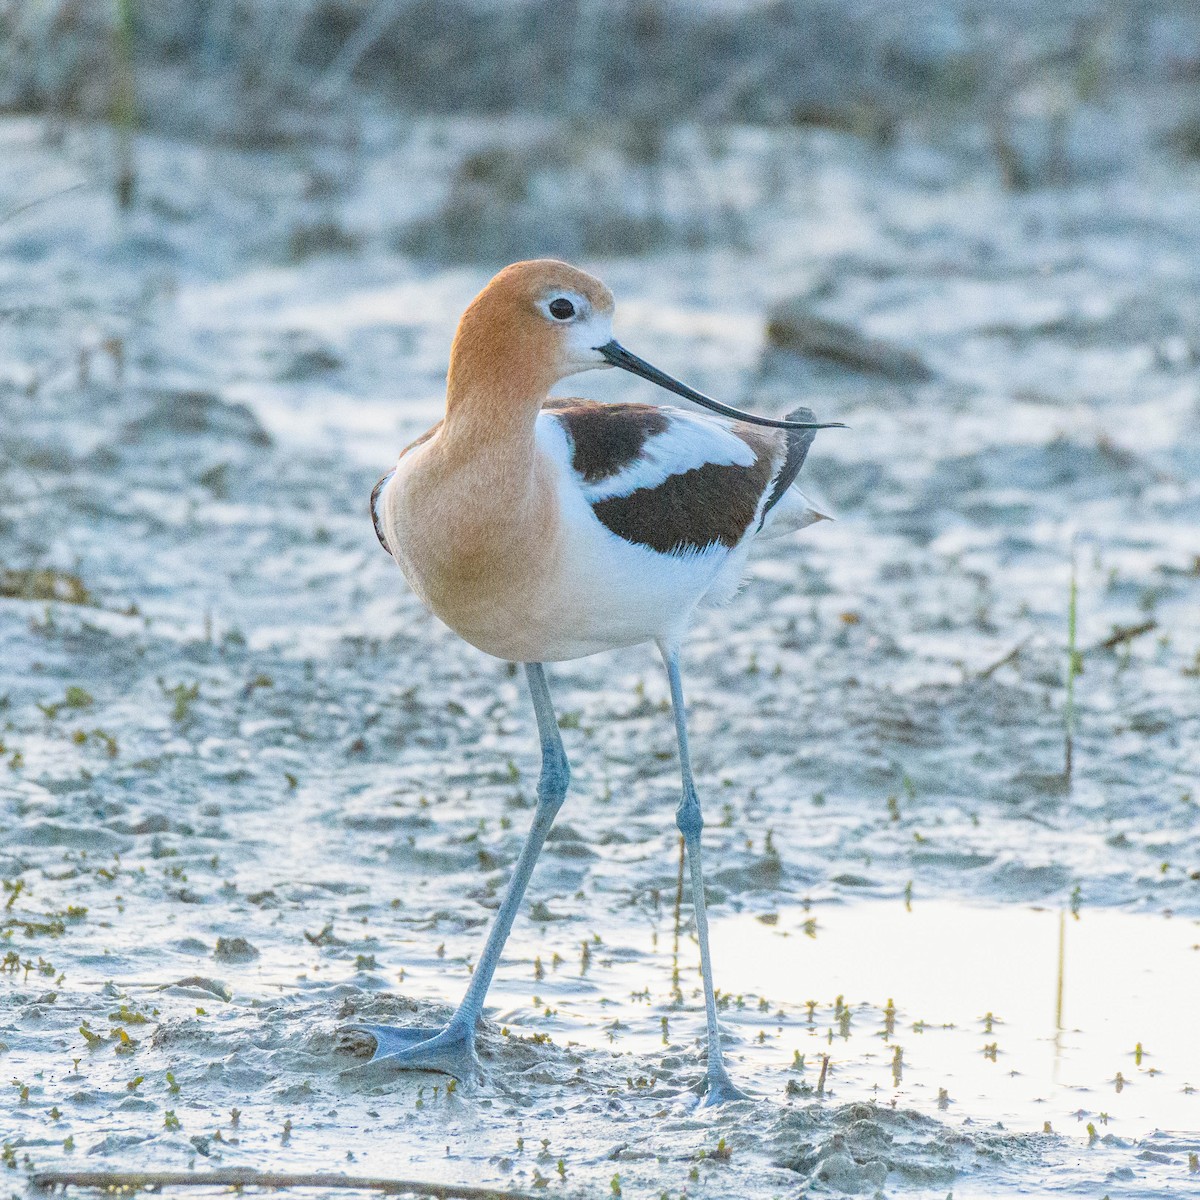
[341,1021,482,1082]
[698,1066,752,1106]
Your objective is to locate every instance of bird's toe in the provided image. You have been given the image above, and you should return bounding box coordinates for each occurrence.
[340,1022,482,1083]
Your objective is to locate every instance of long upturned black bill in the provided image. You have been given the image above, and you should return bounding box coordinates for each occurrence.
[597,340,845,430]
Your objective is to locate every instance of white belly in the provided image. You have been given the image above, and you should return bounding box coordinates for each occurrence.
[509,494,743,661]
[379,435,746,663]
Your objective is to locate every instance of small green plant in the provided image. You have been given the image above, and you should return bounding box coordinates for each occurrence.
[4,879,24,910]
[816,1053,830,1096]
[113,0,136,207]
[1065,550,1081,782]
[38,687,94,718]
[162,681,200,723]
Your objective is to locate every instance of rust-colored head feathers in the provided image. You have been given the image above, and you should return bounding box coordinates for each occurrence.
[445,260,616,423]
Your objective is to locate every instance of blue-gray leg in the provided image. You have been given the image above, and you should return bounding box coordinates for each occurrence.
[660,642,750,1105]
[344,662,569,1081]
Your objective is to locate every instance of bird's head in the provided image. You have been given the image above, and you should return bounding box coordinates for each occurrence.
[445,259,842,433]
[446,260,615,410]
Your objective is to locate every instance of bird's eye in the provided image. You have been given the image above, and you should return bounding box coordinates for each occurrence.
[548,297,575,320]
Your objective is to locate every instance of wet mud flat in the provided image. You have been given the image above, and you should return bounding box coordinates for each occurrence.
[2,96,1200,1198]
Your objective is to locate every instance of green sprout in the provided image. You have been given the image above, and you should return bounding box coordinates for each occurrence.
[1065,549,1081,782]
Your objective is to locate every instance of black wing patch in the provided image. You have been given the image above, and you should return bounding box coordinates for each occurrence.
[370,470,395,555]
[546,400,670,484]
[592,456,774,556]
[758,406,818,527]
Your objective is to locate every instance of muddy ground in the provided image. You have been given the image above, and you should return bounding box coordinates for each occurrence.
[2,42,1200,1200]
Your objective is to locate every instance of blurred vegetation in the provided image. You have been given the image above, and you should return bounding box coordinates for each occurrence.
[2,0,1197,141]
[394,121,747,263]
[1,1,1197,262]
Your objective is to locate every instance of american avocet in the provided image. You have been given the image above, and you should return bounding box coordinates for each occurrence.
[352,260,841,1103]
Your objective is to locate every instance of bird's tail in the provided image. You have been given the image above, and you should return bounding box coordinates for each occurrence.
[759,406,821,523]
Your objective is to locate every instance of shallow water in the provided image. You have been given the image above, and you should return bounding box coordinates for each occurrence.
[302,897,1200,1133]
[2,100,1200,1197]
[306,898,1200,1139]
[711,903,1200,1139]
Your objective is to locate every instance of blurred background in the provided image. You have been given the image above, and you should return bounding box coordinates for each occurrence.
[2,3,1199,1193]
[4,0,1200,259]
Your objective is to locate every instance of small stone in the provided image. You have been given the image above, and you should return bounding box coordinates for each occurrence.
[213,936,260,963]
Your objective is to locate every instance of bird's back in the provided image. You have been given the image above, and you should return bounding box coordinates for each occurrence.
[542,399,825,552]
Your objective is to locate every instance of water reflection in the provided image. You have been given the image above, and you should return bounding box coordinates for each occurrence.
[481,900,1200,1138]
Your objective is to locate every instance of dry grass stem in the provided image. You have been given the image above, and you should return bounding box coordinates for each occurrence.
[31,1169,537,1200]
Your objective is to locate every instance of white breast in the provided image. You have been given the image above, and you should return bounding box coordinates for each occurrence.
[526,416,749,658]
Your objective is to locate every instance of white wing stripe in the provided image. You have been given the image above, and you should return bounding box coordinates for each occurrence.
[578,412,757,502]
